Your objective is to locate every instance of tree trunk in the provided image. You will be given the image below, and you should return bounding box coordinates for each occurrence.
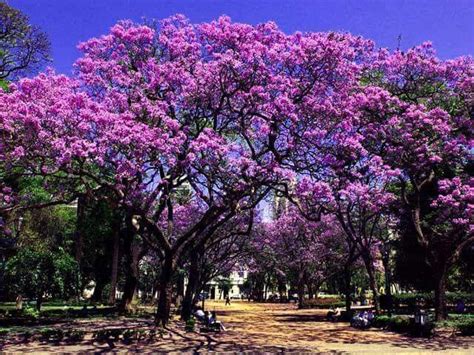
[181,251,200,320]
[381,249,392,315]
[363,255,380,313]
[74,195,87,301]
[75,195,87,265]
[92,278,106,302]
[307,282,314,300]
[36,294,42,311]
[156,255,175,326]
[277,277,286,302]
[120,232,142,312]
[344,264,352,313]
[108,216,121,305]
[434,267,448,321]
[297,270,305,308]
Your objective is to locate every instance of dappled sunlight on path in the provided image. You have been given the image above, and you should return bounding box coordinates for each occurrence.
[204,301,474,353]
[1,301,473,353]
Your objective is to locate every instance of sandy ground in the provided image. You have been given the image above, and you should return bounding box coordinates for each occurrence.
[1,301,473,353]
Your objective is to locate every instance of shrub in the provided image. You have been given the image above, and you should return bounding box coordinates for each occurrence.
[185,317,196,332]
[40,328,64,342]
[390,292,474,309]
[0,329,9,337]
[455,318,474,336]
[64,329,85,342]
[21,330,34,342]
[93,329,123,342]
[299,297,345,309]
[388,316,411,333]
[22,306,40,319]
[372,315,391,329]
[122,329,146,343]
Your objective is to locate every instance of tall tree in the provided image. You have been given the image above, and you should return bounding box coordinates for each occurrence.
[359,43,473,320]
[0,2,50,81]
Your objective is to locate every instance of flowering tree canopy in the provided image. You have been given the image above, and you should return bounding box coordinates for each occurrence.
[0,15,472,322]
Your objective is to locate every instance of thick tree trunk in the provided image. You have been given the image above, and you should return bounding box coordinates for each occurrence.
[181,251,200,320]
[297,270,305,308]
[92,278,106,302]
[108,216,121,305]
[363,255,380,313]
[277,277,286,302]
[120,234,142,312]
[156,255,175,326]
[434,267,448,321]
[382,254,391,298]
[307,282,314,300]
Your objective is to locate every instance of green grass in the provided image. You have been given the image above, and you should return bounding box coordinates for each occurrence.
[0,301,107,312]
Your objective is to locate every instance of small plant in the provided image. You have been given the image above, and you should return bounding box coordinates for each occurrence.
[372,315,391,329]
[147,329,156,340]
[22,306,40,319]
[185,317,196,332]
[65,329,85,342]
[455,318,474,336]
[93,328,123,342]
[388,316,411,333]
[21,330,34,342]
[40,328,64,342]
[0,329,9,337]
[122,329,137,343]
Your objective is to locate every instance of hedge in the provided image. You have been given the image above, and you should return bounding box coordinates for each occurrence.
[456,318,474,336]
[390,292,474,308]
[299,297,345,309]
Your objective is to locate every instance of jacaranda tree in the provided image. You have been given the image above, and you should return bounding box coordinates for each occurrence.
[1,15,472,324]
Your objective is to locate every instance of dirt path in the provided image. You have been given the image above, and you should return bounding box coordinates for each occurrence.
[1,301,473,353]
[204,301,474,353]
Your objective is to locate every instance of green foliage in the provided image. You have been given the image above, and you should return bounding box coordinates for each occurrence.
[64,329,85,342]
[185,317,196,332]
[0,329,9,337]
[19,205,77,249]
[299,297,345,309]
[372,315,391,328]
[5,246,79,308]
[93,328,123,342]
[0,79,8,91]
[391,292,474,308]
[22,306,40,319]
[0,2,50,80]
[216,277,232,295]
[388,315,411,333]
[122,329,146,343]
[455,317,474,336]
[21,330,34,341]
[40,328,64,342]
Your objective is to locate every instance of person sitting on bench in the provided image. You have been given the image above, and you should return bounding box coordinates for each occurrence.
[194,307,206,323]
[327,307,341,322]
[209,311,226,331]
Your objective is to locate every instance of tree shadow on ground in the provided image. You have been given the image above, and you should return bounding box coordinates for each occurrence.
[1,302,473,353]
[271,312,473,351]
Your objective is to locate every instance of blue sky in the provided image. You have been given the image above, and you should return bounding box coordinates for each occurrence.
[9,0,474,75]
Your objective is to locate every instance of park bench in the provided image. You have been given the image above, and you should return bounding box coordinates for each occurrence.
[409,310,434,337]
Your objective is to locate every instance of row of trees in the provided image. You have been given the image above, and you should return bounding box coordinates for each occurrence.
[0,10,472,323]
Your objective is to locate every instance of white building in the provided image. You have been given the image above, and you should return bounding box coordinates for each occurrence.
[206,267,248,300]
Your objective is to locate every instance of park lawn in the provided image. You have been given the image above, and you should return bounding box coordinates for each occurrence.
[0,301,107,312]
